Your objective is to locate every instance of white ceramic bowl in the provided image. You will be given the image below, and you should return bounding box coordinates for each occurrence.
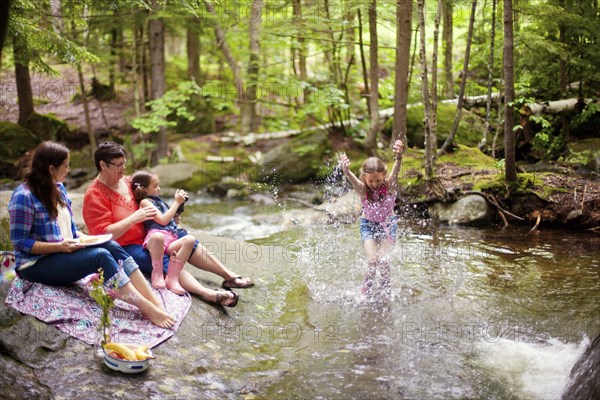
[102,344,152,374]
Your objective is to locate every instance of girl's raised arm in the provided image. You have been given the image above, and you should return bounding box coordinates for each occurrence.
[387,140,405,191]
[340,153,365,195]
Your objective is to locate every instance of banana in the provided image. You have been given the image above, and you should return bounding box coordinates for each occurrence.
[103,342,137,361]
[134,344,154,361]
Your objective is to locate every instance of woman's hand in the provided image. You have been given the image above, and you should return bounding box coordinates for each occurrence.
[130,205,158,224]
[58,239,84,253]
[174,189,188,205]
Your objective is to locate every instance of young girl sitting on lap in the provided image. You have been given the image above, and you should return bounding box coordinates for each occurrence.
[339,140,405,298]
[131,171,238,303]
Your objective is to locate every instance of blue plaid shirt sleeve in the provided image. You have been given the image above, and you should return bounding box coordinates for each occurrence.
[9,184,37,254]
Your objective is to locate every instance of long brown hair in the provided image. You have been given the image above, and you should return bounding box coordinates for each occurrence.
[359,157,387,201]
[131,170,155,204]
[25,142,68,219]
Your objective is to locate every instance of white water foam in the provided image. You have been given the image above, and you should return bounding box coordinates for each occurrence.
[476,335,590,399]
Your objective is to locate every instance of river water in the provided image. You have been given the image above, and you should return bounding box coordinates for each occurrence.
[182,197,600,399]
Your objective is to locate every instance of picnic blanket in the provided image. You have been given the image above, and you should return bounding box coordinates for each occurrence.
[5,275,192,348]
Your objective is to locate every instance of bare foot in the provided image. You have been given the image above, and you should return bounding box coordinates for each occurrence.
[140,304,175,328]
[148,293,166,311]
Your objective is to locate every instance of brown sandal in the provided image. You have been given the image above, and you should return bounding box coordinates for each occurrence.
[215,290,239,308]
[222,276,254,289]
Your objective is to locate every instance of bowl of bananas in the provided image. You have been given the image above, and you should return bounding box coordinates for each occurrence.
[102,342,154,373]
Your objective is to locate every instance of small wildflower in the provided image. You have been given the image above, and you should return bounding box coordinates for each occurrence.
[89,268,118,345]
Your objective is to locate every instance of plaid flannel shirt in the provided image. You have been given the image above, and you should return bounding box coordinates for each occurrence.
[9,183,78,268]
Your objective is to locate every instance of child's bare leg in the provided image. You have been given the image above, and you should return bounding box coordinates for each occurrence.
[378,240,393,296]
[147,232,166,289]
[362,240,379,298]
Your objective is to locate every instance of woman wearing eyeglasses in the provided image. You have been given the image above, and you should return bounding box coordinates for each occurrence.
[83,141,253,307]
[9,141,175,328]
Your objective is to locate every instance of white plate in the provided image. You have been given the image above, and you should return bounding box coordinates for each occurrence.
[77,234,113,246]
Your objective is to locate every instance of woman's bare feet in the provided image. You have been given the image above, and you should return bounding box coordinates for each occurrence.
[140,303,176,328]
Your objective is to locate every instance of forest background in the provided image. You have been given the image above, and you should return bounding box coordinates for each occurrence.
[1,0,600,230]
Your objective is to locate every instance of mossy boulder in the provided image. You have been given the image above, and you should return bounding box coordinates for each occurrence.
[0,122,41,178]
[256,129,332,183]
[383,104,485,148]
[565,138,600,172]
[170,95,215,135]
[23,113,71,142]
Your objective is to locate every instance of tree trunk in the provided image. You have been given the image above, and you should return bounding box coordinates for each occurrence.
[503,0,517,182]
[0,0,9,62]
[13,38,34,126]
[417,0,434,176]
[408,25,419,95]
[344,4,356,67]
[77,66,96,150]
[393,0,412,144]
[239,0,262,134]
[365,0,379,155]
[482,0,497,149]
[357,8,371,116]
[76,5,97,152]
[138,24,149,108]
[108,16,119,92]
[559,0,570,142]
[292,0,309,104]
[187,20,201,84]
[443,0,455,99]
[148,3,167,165]
[203,1,244,113]
[438,0,477,156]
[430,0,442,163]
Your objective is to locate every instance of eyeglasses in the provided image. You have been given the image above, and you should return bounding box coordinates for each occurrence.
[106,159,127,169]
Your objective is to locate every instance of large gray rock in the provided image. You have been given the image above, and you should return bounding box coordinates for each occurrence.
[0,231,279,399]
[256,129,331,183]
[428,194,493,225]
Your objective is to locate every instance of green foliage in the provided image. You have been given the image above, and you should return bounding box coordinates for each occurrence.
[0,219,11,251]
[8,0,98,73]
[531,132,566,160]
[89,268,118,345]
[131,81,202,133]
[571,102,600,130]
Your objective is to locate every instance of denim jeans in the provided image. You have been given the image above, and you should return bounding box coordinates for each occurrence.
[18,240,134,288]
[359,216,398,242]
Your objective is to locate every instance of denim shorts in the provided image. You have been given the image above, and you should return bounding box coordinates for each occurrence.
[359,216,398,242]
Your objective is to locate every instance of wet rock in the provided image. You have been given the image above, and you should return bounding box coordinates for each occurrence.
[0,232,262,399]
[151,162,200,188]
[562,332,600,400]
[428,194,493,225]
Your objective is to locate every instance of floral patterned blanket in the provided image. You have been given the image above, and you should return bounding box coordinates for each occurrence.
[5,276,191,348]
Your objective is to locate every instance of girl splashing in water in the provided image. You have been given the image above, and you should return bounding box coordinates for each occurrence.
[340,140,405,299]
